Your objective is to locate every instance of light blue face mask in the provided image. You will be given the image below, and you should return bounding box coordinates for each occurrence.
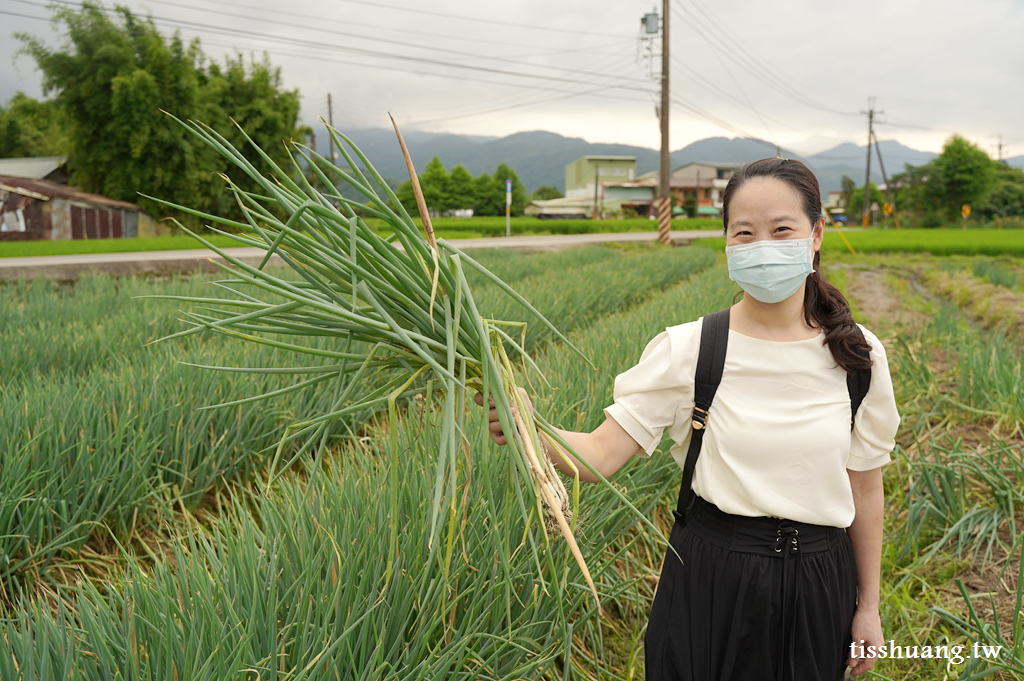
[725,237,815,304]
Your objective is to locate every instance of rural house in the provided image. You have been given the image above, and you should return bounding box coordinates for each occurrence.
[0,175,157,241]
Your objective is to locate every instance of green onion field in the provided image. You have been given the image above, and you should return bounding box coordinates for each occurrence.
[2,241,1023,679]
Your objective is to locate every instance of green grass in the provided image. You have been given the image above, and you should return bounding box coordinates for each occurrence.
[0,218,721,258]
[0,235,244,258]
[697,227,1024,256]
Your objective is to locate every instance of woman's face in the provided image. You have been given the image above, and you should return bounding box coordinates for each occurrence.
[725,177,823,250]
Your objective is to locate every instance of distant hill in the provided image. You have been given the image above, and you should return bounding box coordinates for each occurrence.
[1006,155,1024,170]
[305,121,939,196]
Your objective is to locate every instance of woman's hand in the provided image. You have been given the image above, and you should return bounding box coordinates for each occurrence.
[473,388,532,446]
[847,606,884,676]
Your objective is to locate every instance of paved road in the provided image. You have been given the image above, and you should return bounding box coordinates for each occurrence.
[0,230,724,281]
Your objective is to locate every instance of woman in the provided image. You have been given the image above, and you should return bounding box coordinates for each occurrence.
[476,158,899,681]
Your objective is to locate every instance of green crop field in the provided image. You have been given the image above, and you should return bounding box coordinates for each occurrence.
[0,217,721,259]
[697,227,1024,256]
[2,243,1023,679]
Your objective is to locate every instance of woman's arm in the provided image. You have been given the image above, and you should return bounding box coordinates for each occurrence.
[845,466,885,676]
[473,391,643,483]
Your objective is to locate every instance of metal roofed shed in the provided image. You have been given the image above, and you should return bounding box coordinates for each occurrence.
[0,175,158,241]
[0,156,69,182]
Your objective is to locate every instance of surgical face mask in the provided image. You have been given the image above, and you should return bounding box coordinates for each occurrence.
[725,237,814,304]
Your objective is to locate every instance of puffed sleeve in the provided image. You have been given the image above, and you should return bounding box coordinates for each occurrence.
[602,322,698,458]
[847,326,901,471]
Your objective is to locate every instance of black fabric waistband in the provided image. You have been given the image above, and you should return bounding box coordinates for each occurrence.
[681,496,845,557]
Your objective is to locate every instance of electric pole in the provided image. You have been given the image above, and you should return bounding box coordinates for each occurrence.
[328,93,335,165]
[997,134,1004,162]
[658,0,671,245]
[860,98,881,227]
[593,162,600,220]
[871,131,900,230]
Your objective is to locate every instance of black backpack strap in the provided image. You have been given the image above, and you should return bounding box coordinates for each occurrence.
[673,308,730,524]
[846,329,872,431]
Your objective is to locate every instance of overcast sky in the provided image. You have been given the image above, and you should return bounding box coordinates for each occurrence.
[2,0,1022,158]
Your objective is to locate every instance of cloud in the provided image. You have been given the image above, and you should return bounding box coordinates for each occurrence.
[1,0,1021,157]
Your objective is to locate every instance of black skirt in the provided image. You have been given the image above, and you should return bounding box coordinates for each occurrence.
[645,496,858,681]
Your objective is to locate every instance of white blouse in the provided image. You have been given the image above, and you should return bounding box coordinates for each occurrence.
[603,317,900,528]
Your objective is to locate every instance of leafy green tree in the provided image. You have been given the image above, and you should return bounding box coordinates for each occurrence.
[395,157,454,214]
[419,157,451,212]
[981,164,1024,218]
[889,162,931,217]
[0,93,70,157]
[924,135,996,220]
[472,172,501,216]
[531,185,563,201]
[201,53,308,216]
[16,2,305,223]
[448,165,475,211]
[492,164,527,216]
[395,160,527,217]
[839,175,855,210]
[847,183,886,223]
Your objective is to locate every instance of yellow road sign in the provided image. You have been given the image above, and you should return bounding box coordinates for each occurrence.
[883,202,892,216]
[962,204,971,219]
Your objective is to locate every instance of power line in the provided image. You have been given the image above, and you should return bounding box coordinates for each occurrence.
[145,0,625,53]
[192,36,651,103]
[332,0,635,40]
[671,0,859,118]
[407,52,644,123]
[139,0,632,64]
[11,0,651,93]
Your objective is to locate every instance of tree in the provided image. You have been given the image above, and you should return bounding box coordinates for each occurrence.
[418,157,451,213]
[889,162,931,217]
[16,2,305,223]
[472,172,501,216]
[395,157,454,215]
[448,165,475,210]
[395,160,527,217]
[924,134,996,221]
[531,185,563,201]
[0,93,70,158]
[839,175,855,210]
[492,164,527,216]
[847,183,886,223]
[981,164,1024,218]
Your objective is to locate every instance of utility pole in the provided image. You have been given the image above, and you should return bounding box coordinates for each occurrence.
[311,131,317,155]
[997,134,1004,162]
[327,93,335,165]
[593,162,600,220]
[859,98,881,227]
[871,131,900,230]
[657,0,671,245]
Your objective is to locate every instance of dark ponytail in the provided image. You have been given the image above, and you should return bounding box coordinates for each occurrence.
[722,158,872,374]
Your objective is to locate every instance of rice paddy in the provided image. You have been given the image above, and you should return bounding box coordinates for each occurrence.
[2,237,1023,678]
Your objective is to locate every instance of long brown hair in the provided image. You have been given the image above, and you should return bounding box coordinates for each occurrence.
[722,158,872,374]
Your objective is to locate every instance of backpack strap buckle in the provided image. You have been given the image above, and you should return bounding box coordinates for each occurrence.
[691,407,709,430]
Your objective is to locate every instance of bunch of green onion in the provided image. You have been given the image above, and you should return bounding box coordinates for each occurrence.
[144,115,653,612]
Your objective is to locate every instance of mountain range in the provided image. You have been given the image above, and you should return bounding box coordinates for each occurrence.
[309,123,1024,197]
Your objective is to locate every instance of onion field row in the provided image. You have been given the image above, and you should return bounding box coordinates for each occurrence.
[0,245,712,603]
[0,251,733,678]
